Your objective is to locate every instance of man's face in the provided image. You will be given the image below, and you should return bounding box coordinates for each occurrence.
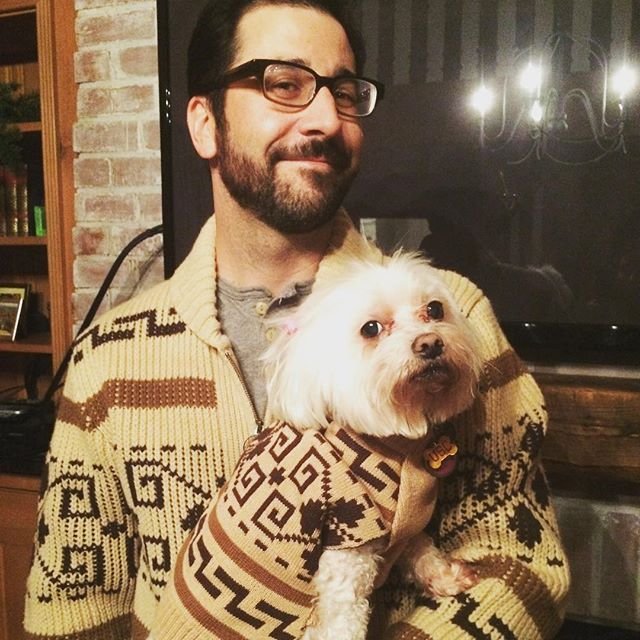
[215,5,365,234]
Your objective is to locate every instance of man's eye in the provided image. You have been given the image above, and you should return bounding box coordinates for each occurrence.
[268,77,304,96]
[333,87,357,105]
[427,301,444,320]
[360,320,384,338]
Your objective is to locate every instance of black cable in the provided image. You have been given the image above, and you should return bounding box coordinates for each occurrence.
[0,384,25,399]
[43,224,163,401]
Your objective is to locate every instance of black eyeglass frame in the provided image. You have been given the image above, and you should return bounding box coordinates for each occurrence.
[216,58,385,117]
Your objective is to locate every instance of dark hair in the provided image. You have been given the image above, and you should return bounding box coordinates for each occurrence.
[187,0,366,119]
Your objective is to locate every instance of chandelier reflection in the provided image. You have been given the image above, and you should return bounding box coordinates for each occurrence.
[470,32,638,165]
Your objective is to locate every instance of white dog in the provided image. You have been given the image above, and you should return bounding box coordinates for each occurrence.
[266,252,481,639]
[154,253,481,640]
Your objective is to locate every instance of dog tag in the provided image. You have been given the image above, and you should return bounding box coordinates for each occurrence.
[424,435,458,477]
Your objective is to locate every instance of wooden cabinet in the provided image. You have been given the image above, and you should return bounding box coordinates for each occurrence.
[0,1,74,635]
[537,373,640,491]
[0,473,39,640]
[0,0,75,399]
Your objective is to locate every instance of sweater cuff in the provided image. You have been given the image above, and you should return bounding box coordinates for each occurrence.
[151,584,206,640]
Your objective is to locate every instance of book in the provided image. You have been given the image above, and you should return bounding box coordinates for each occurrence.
[4,166,18,236]
[33,205,46,237]
[1,165,28,235]
[22,63,40,95]
[16,164,28,236]
[0,165,6,236]
[0,63,39,96]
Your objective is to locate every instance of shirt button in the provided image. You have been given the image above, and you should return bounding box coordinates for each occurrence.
[265,327,279,342]
[255,301,269,317]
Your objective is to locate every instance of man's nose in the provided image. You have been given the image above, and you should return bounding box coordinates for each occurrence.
[298,86,342,136]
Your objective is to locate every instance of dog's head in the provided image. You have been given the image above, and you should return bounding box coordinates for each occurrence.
[264,253,482,438]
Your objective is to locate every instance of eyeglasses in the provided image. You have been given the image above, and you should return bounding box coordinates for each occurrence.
[218,58,385,117]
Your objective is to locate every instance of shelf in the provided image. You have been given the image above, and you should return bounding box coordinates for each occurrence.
[0,332,51,354]
[0,122,42,133]
[0,0,74,405]
[0,235,47,246]
[0,473,40,492]
[16,121,41,133]
[0,3,75,637]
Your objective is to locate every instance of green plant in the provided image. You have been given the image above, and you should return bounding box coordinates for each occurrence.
[0,122,23,168]
[0,82,41,169]
[0,82,40,121]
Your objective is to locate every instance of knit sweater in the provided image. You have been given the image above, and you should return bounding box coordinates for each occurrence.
[152,421,438,640]
[23,211,570,640]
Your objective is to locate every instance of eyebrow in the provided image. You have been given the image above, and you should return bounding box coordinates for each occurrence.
[278,57,357,78]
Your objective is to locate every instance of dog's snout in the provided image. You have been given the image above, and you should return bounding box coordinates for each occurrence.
[413,334,444,359]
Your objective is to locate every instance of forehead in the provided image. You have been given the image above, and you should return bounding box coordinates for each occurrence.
[233,4,356,75]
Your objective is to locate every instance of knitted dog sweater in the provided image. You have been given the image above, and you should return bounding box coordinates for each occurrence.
[23,212,570,640]
[152,421,438,640]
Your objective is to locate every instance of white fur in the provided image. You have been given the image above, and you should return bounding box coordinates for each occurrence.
[264,253,482,437]
[398,531,477,597]
[299,534,477,640]
[301,543,383,640]
[261,253,481,639]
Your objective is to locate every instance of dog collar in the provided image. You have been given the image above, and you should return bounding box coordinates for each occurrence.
[424,433,458,478]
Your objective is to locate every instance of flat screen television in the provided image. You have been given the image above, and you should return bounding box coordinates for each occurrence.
[157,0,640,366]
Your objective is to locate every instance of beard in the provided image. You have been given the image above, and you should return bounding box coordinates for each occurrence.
[215,127,359,234]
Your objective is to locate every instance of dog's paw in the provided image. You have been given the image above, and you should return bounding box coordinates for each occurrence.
[401,533,477,598]
[425,559,477,597]
[301,624,368,640]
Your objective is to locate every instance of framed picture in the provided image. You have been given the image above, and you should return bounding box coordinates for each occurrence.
[0,283,29,341]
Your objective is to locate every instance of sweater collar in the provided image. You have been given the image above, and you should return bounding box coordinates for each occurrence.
[169,214,228,350]
[168,209,381,351]
[314,209,383,288]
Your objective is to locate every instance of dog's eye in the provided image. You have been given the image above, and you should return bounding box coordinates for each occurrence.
[360,320,384,338]
[427,301,444,320]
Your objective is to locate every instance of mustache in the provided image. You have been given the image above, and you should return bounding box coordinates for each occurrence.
[269,137,351,172]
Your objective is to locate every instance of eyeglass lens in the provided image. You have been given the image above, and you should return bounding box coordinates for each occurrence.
[263,63,376,116]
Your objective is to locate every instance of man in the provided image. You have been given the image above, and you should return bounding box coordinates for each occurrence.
[24,1,569,638]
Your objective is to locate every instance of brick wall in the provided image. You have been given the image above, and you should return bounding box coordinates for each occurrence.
[67,0,639,633]
[72,0,164,329]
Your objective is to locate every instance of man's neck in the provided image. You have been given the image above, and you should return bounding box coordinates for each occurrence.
[214,205,334,297]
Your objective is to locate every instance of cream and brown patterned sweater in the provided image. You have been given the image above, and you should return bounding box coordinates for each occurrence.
[23,211,570,640]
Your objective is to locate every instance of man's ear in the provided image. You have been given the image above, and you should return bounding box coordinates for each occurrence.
[186,95,218,159]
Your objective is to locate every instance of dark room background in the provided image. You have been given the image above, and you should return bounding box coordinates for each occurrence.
[158,0,640,362]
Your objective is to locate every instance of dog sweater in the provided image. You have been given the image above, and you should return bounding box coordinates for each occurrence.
[152,421,438,640]
[24,212,570,640]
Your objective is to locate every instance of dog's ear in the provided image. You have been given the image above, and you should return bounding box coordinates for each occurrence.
[262,312,337,431]
[282,318,298,336]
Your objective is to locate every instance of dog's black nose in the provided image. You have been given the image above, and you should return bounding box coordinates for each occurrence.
[413,334,444,359]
